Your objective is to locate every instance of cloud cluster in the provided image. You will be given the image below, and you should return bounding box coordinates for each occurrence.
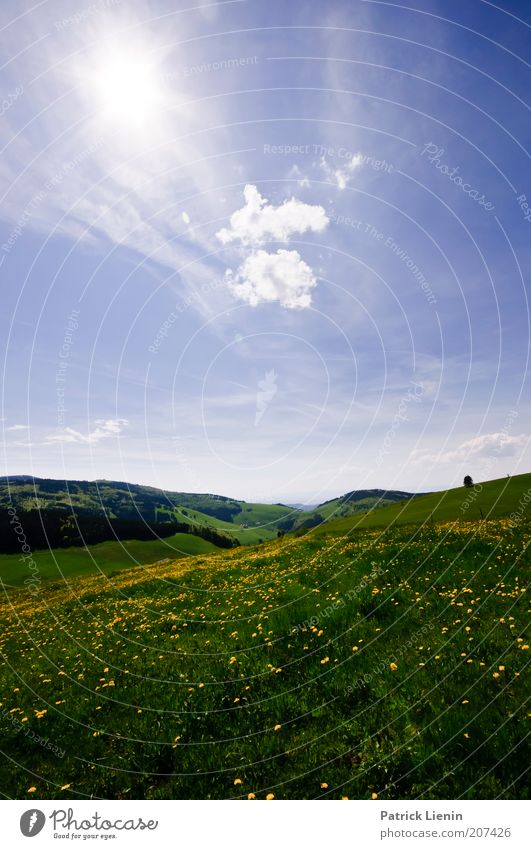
[227,249,317,309]
[46,419,129,446]
[411,431,528,465]
[218,184,328,309]
[216,184,327,245]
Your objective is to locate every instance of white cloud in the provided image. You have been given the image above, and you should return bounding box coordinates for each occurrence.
[6,424,29,432]
[216,184,328,245]
[46,419,129,446]
[227,249,318,309]
[319,154,363,190]
[411,432,528,465]
[287,165,311,188]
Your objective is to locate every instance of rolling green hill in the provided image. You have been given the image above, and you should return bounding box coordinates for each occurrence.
[293,488,419,530]
[310,473,531,537]
[0,476,299,546]
[0,510,527,799]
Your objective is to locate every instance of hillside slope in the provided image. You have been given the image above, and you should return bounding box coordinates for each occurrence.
[0,514,527,799]
[293,488,420,529]
[0,476,299,545]
[310,473,531,537]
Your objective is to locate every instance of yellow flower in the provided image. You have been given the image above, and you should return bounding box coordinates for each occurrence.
[27,787,36,793]
[60,784,71,790]
[274,724,282,732]
[498,665,505,671]
[320,656,330,664]
[492,672,500,678]
[371,792,378,799]
[389,662,398,671]
[320,782,328,789]
[266,793,275,800]
[352,646,359,652]
[247,793,256,800]
[462,700,469,705]
[234,778,242,785]
[341,796,349,800]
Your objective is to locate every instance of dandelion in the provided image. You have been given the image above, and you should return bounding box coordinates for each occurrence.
[492,672,500,679]
[60,783,71,790]
[320,657,330,664]
[320,782,328,789]
[352,646,359,652]
[247,793,256,799]
[341,796,349,800]
[274,724,281,732]
[234,778,242,786]
[389,662,398,671]
[27,786,37,793]
[266,793,275,800]
[371,792,378,799]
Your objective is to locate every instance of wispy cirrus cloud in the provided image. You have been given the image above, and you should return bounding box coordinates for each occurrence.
[319,153,363,190]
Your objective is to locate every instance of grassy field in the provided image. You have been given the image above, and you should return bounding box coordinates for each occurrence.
[313,473,531,537]
[0,533,218,587]
[169,503,288,545]
[0,505,528,799]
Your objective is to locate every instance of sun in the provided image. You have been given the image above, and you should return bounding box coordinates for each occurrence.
[80,42,168,130]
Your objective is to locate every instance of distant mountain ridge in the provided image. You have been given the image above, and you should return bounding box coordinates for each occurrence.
[0,475,420,543]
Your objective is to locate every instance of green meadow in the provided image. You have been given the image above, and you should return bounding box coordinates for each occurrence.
[0,474,528,800]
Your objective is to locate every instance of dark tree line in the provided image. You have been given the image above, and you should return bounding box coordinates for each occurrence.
[0,508,237,555]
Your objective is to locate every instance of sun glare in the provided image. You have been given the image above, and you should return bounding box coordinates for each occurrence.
[83,44,167,129]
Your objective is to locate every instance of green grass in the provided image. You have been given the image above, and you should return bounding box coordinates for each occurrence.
[312,473,531,537]
[0,511,528,800]
[170,503,291,544]
[0,533,218,587]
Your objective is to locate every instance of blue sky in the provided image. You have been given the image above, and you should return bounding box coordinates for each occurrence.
[0,0,529,502]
